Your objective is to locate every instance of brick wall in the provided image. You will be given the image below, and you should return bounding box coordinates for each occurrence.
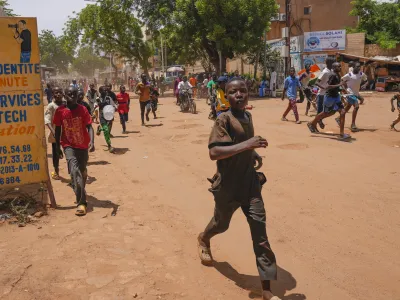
[365,44,400,58]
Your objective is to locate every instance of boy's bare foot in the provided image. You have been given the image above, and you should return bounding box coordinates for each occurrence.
[262,290,281,300]
[197,233,213,266]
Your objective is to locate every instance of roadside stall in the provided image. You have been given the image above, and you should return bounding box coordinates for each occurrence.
[337,53,400,92]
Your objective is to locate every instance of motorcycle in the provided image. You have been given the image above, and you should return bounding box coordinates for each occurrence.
[179,88,196,114]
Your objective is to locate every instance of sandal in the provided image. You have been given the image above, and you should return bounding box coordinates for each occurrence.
[198,240,213,266]
[51,172,60,180]
[281,117,288,122]
[351,125,359,132]
[75,205,87,216]
[339,133,352,140]
[318,120,325,129]
[307,122,317,133]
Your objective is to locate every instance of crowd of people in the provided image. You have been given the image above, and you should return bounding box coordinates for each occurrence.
[42,60,399,300]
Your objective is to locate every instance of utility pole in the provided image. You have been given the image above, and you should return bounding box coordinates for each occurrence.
[285,0,291,77]
[263,28,268,78]
[161,34,164,74]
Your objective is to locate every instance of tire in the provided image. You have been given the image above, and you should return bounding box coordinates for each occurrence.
[180,101,185,112]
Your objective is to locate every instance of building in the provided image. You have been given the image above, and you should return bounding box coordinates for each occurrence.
[268,0,358,40]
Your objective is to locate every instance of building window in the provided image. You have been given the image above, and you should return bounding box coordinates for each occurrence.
[304,6,312,15]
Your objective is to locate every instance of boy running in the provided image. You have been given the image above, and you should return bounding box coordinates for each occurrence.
[135,73,152,126]
[44,86,64,180]
[307,62,351,140]
[96,86,116,153]
[315,57,335,129]
[390,93,400,131]
[53,87,94,216]
[281,67,301,124]
[197,77,279,300]
[335,62,368,132]
[297,64,316,116]
[116,85,130,133]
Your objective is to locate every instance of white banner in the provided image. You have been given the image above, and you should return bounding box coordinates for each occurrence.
[267,36,303,56]
[304,30,346,52]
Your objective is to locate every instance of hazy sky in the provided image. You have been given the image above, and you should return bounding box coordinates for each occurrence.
[9,0,89,35]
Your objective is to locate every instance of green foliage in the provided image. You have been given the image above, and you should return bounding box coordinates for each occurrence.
[71,47,108,77]
[63,0,153,73]
[350,0,400,49]
[38,30,73,74]
[135,0,278,73]
[0,0,17,16]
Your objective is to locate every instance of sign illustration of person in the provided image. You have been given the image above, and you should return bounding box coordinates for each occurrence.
[10,20,31,63]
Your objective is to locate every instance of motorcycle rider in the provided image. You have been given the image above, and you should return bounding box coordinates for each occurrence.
[178,75,193,104]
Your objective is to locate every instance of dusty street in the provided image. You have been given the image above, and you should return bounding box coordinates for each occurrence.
[1,91,400,300]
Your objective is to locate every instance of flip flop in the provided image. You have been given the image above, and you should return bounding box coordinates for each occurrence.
[75,205,87,216]
[51,172,60,180]
[281,117,288,121]
[198,241,213,266]
[351,125,359,132]
[307,122,317,133]
[270,297,282,300]
[318,120,325,129]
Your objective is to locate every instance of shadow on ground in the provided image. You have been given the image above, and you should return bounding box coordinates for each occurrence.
[213,261,306,300]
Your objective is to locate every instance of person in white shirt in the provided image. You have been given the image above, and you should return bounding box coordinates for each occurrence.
[314,57,335,129]
[335,62,368,132]
[178,76,193,102]
[270,68,277,97]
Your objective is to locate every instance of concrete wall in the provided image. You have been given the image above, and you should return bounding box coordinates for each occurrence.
[365,44,400,58]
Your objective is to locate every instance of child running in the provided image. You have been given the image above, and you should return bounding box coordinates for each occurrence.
[197,77,279,300]
[96,86,116,153]
[335,62,368,132]
[281,67,301,124]
[44,86,64,180]
[116,85,130,133]
[86,83,99,122]
[53,86,94,216]
[307,62,351,140]
[390,93,400,131]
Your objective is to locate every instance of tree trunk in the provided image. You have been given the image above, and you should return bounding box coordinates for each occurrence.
[253,51,260,79]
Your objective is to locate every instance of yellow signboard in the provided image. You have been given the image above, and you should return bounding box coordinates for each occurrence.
[0,18,48,188]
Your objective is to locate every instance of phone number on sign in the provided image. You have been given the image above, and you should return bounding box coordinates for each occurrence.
[0,145,32,155]
[0,163,40,175]
[0,176,21,185]
[0,154,33,164]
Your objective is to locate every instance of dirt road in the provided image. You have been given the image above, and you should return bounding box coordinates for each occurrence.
[1,92,400,300]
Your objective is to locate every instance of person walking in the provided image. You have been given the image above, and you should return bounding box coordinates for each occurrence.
[53,86,95,216]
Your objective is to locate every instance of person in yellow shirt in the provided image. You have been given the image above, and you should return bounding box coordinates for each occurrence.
[189,74,198,98]
[135,73,151,126]
[215,76,230,116]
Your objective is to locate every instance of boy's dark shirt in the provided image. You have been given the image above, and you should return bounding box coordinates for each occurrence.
[326,73,341,97]
[208,110,261,201]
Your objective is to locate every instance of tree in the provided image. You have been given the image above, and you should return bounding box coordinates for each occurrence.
[71,46,108,77]
[349,0,400,49]
[134,0,278,73]
[64,0,153,74]
[38,30,73,73]
[0,0,17,16]
[247,44,281,79]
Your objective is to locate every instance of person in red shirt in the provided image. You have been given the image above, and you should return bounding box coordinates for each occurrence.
[54,86,95,216]
[116,85,130,133]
